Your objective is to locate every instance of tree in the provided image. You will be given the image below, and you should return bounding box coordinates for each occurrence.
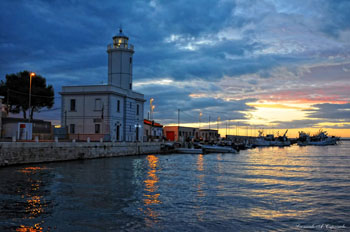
[0,70,54,120]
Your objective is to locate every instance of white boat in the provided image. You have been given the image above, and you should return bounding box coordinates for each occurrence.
[201,145,237,153]
[273,140,291,146]
[298,130,339,146]
[175,148,203,154]
[253,138,271,147]
[253,130,273,147]
[253,130,291,147]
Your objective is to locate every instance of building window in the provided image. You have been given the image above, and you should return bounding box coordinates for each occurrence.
[129,125,131,132]
[129,83,132,89]
[117,100,120,112]
[136,104,139,115]
[70,124,75,134]
[95,124,100,134]
[95,98,102,110]
[130,102,132,108]
[70,99,76,111]
[130,57,132,64]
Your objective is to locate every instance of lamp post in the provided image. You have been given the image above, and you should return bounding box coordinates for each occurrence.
[151,105,155,119]
[150,98,154,120]
[135,123,142,141]
[28,72,35,122]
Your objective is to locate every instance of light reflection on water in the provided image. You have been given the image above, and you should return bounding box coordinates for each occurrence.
[0,142,349,231]
[141,155,161,227]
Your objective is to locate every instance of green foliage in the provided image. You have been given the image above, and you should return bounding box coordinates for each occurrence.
[0,70,54,119]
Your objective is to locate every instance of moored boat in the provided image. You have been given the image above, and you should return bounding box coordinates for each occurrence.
[175,148,203,154]
[201,145,237,153]
[298,130,339,146]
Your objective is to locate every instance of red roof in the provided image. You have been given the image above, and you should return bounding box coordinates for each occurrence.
[144,119,163,127]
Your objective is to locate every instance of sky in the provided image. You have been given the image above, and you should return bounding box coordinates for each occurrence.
[1,0,349,138]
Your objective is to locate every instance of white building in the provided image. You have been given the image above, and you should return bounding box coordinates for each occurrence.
[60,29,145,142]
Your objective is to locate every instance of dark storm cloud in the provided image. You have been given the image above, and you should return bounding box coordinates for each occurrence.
[306,103,350,120]
[140,83,255,124]
[321,0,350,37]
[271,119,323,129]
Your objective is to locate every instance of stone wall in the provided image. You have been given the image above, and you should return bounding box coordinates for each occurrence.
[0,142,162,166]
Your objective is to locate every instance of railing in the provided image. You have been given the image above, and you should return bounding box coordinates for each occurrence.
[107,44,134,50]
[69,134,107,142]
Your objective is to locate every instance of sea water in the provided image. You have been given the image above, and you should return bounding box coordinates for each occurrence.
[0,141,349,231]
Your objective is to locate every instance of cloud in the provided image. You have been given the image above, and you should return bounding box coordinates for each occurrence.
[137,80,256,125]
[1,0,350,130]
[270,119,322,129]
[270,103,350,130]
[306,103,350,120]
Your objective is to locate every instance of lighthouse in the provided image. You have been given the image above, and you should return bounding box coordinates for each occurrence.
[107,28,134,90]
[61,28,145,142]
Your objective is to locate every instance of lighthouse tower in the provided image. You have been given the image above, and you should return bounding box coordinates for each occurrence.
[107,29,134,89]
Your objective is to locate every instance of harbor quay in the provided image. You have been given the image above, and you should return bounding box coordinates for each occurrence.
[0,141,162,167]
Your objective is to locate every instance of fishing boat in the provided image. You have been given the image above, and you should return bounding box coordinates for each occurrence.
[253,130,291,147]
[273,130,291,147]
[253,131,272,147]
[298,130,339,146]
[175,147,203,154]
[201,145,237,154]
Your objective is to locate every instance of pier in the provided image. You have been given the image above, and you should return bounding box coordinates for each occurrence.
[0,141,162,167]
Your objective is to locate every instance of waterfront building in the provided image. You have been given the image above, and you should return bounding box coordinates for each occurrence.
[163,126,200,142]
[143,119,163,141]
[1,118,52,140]
[199,129,219,142]
[60,29,145,142]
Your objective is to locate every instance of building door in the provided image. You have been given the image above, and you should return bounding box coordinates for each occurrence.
[136,126,139,141]
[166,131,175,141]
[116,125,120,141]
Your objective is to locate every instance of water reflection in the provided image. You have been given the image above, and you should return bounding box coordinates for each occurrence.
[215,154,224,193]
[11,166,48,232]
[141,155,161,226]
[195,154,206,221]
[16,223,43,232]
[144,155,161,205]
[243,147,318,221]
[0,142,348,231]
[196,154,205,198]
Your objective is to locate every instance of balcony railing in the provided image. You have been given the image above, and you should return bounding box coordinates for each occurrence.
[107,43,134,50]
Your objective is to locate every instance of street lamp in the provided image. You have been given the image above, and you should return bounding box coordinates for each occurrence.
[28,72,35,122]
[134,123,142,142]
[151,105,155,117]
[150,98,154,120]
